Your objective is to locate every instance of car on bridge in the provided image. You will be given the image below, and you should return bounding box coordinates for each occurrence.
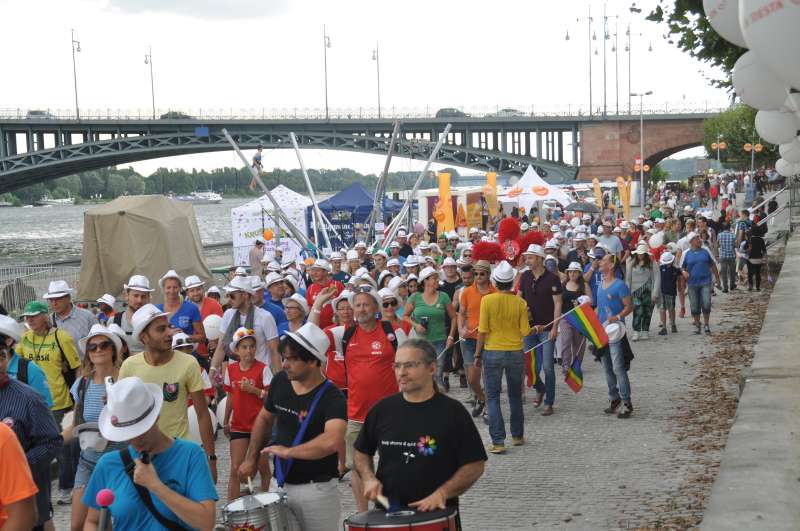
[435,108,470,118]
[26,110,55,119]
[159,111,194,120]
[484,108,527,118]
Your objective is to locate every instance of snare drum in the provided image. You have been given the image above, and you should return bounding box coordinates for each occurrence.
[222,492,290,531]
[344,507,459,530]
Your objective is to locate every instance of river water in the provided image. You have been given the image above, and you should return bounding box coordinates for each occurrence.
[0,199,244,265]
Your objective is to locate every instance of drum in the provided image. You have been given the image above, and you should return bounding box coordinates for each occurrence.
[222,492,290,531]
[344,507,459,530]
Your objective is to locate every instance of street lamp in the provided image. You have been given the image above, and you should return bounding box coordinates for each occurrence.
[711,133,727,168]
[624,23,653,114]
[601,5,619,117]
[565,5,594,116]
[144,45,155,120]
[323,25,331,120]
[372,43,381,119]
[631,90,653,207]
[71,29,81,120]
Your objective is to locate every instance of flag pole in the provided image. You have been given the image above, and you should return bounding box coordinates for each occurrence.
[289,132,333,251]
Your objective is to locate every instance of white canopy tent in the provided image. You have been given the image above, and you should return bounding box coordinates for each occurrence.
[500,165,574,212]
[231,185,312,265]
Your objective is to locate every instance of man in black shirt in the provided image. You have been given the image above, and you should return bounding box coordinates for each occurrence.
[239,322,346,531]
[354,339,486,521]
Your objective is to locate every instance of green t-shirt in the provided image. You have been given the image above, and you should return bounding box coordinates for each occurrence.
[410,291,451,342]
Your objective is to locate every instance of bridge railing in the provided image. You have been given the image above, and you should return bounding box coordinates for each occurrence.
[0,101,728,121]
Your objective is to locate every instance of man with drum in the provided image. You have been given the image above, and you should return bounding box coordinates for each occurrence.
[352,339,486,529]
[239,322,346,531]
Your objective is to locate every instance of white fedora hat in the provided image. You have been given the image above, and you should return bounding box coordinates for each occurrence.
[96,294,116,307]
[99,376,163,442]
[265,272,284,288]
[604,322,627,343]
[491,261,516,284]
[184,275,205,290]
[285,322,330,363]
[131,304,169,340]
[311,259,333,272]
[106,323,131,348]
[124,275,154,293]
[159,270,183,290]
[0,315,22,343]
[43,280,74,299]
[418,266,438,284]
[284,293,309,316]
[224,275,254,294]
[79,324,123,356]
[171,332,195,351]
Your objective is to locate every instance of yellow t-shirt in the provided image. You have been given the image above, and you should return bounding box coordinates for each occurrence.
[119,351,204,439]
[18,329,81,411]
[478,292,532,351]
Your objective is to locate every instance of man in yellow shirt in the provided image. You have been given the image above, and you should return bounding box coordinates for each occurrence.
[475,261,531,454]
[18,301,81,418]
[119,304,218,482]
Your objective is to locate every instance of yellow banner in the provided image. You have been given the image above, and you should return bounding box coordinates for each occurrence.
[625,176,633,219]
[438,172,455,232]
[484,172,499,217]
[466,192,483,228]
[592,178,603,209]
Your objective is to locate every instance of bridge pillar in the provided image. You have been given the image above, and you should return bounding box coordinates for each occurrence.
[26,130,33,153]
[525,132,531,157]
[465,128,472,148]
[536,129,542,159]
[572,124,579,166]
[0,128,5,158]
[36,133,45,151]
[7,133,17,156]
[500,129,507,153]
[557,131,563,163]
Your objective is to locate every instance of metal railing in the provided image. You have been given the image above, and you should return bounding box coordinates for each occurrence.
[0,101,728,122]
[0,264,81,317]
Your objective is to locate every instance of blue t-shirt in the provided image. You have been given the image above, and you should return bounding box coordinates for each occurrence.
[682,248,715,286]
[595,278,631,324]
[8,353,53,407]
[659,264,681,296]
[583,263,623,307]
[157,300,201,335]
[261,300,287,327]
[83,439,217,531]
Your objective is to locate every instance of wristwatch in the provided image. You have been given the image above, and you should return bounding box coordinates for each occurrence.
[207,454,217,461]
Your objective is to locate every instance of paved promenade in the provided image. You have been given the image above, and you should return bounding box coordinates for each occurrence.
[51,262,781,530]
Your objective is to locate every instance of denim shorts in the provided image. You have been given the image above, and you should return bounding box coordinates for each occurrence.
[659,294,676,310]
[460,338,477,366]
[74,455,97,489]
[687,283,712,315]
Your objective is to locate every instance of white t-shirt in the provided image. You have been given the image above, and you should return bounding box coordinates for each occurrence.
[727,181,736,196]
[220,307,278,365]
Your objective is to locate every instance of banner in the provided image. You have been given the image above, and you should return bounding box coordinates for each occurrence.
[466,192,483,229]
[438,172,455,232]
[625,176,633,219]
[592,178,603,209]
[484,172,499,217]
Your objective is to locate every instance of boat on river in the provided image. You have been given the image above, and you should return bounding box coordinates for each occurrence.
[35,194,75,206]
[173,190,223,204]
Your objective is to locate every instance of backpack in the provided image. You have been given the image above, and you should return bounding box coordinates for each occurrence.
[17,357,29,385]
[340,321,399,388]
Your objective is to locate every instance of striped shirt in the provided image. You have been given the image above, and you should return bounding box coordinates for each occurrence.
[51,305,97,358]
[718,230,736,260]
[70,377,125,464]
[0,378,62,466]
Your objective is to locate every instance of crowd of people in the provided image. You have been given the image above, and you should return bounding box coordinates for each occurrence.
[0,176,775,531]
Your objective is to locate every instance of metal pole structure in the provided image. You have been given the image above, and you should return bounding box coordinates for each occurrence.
[289,132,332,250]
[382,124,452,247]
[144,46,155,119]
[221,129,321,255]
[366,120,402,244]
[323,25,331,120]
[614,19,619,116]
[71,29,81,120]
[631,91,652,207]
[602,3,607,117]
[372,43,381,119]
[587,6,593,116]
[626,24,631,115]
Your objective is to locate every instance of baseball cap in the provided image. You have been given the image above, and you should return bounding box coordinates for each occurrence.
[21,301,48,317]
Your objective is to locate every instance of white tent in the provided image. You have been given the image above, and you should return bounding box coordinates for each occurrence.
[231,185,312,265]
[500,165,574,211]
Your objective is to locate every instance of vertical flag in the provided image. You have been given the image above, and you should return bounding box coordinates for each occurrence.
[438,172,455,232]
[565,357,583,393]
[484,172,499,217]
[592,177,603,209]
[524,343,544,388]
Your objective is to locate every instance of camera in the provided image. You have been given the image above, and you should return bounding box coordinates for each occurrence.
[419,316,430,330]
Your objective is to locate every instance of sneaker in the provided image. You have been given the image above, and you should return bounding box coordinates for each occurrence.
[541,405,554,416]
[704,325,712,336]
[671,323,678,333]
[471,400,486,418]
[694,325,702,335]
[488,443,506,454]
[604,398,622,414]
[631,331,639,341]
[57,489,72,506]
[512,437,525,446]
[641,331,649,340]
[617,402,633,419]
[658,327,668,336]
[459,374,468,388]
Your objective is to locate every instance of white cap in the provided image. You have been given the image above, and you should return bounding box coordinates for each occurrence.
[184,275,205,289]
[0,315,22,343]
[124,275,154,293]
[346,250,359,261]
[96,294,116,307]
[43,280,74,299]
[523,244,546,257]
[311,259,332,273]
[491,261,515,283]
[131,304,169,340]
[284,322,330,363]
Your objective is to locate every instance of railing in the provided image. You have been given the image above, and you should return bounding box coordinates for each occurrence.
[0,264,81,317]
[0,101,729,122]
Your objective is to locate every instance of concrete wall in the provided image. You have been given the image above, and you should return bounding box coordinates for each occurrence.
[701,237,800,530]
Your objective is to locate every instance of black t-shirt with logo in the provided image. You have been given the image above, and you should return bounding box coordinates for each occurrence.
[264,371,346,484]
[354,392,487,506]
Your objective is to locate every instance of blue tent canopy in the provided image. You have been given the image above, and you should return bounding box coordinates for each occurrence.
[308,182,404,248]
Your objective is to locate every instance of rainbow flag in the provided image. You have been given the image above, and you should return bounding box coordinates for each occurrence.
[524,343,544,388]
[565,357,583,393]
[563,302,609,349]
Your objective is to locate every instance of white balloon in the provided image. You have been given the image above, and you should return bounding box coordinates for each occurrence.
[732,51,787,110]
[203,314,223,341]
[186,406,217,443]
[215,396,228,428]
[740,0,800,90]
[755,109,800,145]
[784,92,800,113]
[779,138,800,163]
[703,0,747,48]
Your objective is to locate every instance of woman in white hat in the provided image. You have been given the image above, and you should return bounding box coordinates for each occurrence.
[156,270,206,346]
[378,288,411,338]
[67,325,125,530]
[279,293,309,337]
[625,243,661,341]
[557,263,592,374]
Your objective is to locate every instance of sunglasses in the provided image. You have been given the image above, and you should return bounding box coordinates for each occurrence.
[86,340,113,352]
[475,271,488,277]
[382,300,398,308]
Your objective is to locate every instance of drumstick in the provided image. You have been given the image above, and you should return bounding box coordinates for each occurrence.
[247,476,254,494]
[377,494,390,510]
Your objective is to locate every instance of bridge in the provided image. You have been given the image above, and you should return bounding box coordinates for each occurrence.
[0,105,719,194]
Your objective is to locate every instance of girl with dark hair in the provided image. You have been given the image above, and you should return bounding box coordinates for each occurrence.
[625,243,660,341]
[746,223,767,291]
[557,263,592,371]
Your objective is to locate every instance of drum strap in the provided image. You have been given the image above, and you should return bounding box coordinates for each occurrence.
[119,448,191,531]
[274,379,332,488]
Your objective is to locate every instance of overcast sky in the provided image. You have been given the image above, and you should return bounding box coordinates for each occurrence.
[2,0,726,177]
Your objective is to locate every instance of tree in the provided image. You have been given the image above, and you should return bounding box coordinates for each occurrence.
[106,174,127,198]
[126,174,145,195]
[703,104,778,168]
[650,163,670,191]
[646,0,745,89]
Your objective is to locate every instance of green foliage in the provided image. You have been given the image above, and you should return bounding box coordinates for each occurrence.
[703,104,778,166]
[647,0,746,89]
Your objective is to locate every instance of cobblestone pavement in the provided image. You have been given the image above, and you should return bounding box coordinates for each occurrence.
[51,287,775,530]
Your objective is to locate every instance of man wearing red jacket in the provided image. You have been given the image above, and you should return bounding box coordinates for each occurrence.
[305,259,344,329]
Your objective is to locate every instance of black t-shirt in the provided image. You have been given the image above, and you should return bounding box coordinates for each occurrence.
[354,392,487,506]
[438,279,461,301]
[264,371,347,484]
[399,244,414,258]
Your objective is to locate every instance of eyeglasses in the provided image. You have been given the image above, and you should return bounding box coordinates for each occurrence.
[382,300,398,308]
[86,340,113,352]
[475,271,488,277]
[392,360,424,370]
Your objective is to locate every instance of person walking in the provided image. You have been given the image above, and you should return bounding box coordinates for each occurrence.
[44,280,97,359]
[746,223,767,291]
[625,243,660,341]
[457,260,494,417]
[249,239,265,277]
[0,315,53,407]
[557,262,592,374]
[681,232,722,335]
[657,252,681,335]
[475,261,531,454]
[717,222,738,292]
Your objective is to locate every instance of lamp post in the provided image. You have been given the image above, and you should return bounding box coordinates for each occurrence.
[144,45,155,120]
[601,5,619,116]
[71,29,81,120]
[565,4,594,116]
[711,133,727,169]
[323,25,331,120]
[372,43,381,119]
[631,90,653,207]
